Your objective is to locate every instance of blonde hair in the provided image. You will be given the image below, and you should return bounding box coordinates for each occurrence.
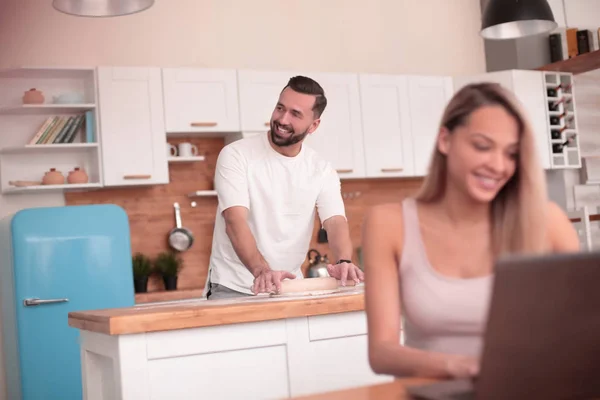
[415,82,548,257]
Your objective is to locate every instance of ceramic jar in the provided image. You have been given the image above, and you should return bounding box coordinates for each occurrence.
[67,167,88,184]
[42,168,65,185]
[22,88,44,104]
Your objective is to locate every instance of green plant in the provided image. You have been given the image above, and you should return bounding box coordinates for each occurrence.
[132,252,152,278]
[154,251,183,277]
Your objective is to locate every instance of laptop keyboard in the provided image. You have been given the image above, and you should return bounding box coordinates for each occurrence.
[448,392,475,400]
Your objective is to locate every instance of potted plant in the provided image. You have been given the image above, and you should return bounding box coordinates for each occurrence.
[154,251,183,291]
[132,252,152,293]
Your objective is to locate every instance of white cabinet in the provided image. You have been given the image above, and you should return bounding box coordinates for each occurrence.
[97,67,168,186]
[76,310,392,399]
[359,74,414,178]
[237,69,291,132]
[408,76,454,176]
[304,72,366,179]
[162,68,240,134]
[453,70,554,170]
[237,70,366,179]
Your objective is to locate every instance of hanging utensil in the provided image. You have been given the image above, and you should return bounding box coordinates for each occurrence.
[168,202,194,252]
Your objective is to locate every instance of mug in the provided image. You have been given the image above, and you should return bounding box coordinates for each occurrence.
[167,143,177,157]
[178,142,198,157]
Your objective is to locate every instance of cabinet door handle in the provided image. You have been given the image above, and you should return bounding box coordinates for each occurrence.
[336,169,354,173]
[123,175,152,180]
[190,122,218,127]
[23,298,68,307]
[381,168,403,172]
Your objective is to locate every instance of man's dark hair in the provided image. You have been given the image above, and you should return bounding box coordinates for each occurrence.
[283,76,327,118]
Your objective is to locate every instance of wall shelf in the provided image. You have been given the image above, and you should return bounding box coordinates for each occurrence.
[537,49,600,75]
[3,182,102,194]
[0,143,98,154]
[0,104,96,115]
[187,190,217,197]
[168,155,206,163]
[0,66,95,79]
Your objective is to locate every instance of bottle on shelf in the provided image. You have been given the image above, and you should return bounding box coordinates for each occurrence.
[552,134,576,154]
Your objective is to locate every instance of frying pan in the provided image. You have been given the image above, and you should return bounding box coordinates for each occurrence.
[168,202,194,251]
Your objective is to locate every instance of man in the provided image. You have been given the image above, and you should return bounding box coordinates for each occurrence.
[205,75,364,300]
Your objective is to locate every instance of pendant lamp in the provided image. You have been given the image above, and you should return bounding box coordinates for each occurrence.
[53,0,154,17]
[481,0,558,40]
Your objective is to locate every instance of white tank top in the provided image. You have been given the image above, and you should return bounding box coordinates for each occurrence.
[400,197,494,357]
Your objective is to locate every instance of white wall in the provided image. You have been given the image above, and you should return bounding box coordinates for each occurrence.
[548,0,600,31]
[0,0,486,75]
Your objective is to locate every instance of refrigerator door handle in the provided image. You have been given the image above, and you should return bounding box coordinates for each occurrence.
[23,297,69,307]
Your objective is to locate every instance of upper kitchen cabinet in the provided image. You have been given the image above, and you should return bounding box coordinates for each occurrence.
[97,66,169,186]
[408,76,454,177]
[237,69,291,132]
[162,68,240,134]
[453,70,577,170]
[237,70,366,179]
[359,74,414,178]
[304,73,365,179]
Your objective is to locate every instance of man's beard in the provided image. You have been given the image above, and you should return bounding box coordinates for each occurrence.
[270,121,308,147]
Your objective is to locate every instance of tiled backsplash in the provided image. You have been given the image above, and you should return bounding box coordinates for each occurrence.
[65,136,424,295]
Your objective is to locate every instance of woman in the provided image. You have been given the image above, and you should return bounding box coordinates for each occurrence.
[361,82,580,379]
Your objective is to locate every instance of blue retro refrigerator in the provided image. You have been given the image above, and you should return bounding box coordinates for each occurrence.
[0,204,136,400]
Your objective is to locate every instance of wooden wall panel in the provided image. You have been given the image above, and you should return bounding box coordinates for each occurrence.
[65,136,423,299]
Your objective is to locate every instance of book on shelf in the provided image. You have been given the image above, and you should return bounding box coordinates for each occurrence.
[548,27,600,63]
[27,112,95,145]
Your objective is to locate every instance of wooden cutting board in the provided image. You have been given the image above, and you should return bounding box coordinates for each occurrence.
[274,277,360,297]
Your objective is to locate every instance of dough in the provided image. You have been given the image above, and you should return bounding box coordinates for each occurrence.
[279,277,357,294]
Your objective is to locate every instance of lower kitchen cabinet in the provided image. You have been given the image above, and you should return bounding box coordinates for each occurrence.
[77,311,392,399]
[97,66,169,187]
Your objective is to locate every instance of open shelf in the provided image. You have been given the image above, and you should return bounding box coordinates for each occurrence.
[0,66,96,79]
[537,49,600,75]
[0,104,96,115]
[187,190,217,197]
[168,155,206,163]
[3,182,102,194]
[0,143,98,154]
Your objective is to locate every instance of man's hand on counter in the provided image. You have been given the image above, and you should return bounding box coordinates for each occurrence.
[326,261,364,286]
[251,268,296,295]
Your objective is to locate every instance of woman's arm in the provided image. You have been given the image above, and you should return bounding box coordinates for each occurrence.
[547,202,581,253]
[362,204,477,379]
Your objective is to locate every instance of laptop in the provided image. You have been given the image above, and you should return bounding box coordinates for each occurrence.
[407,251,600,400]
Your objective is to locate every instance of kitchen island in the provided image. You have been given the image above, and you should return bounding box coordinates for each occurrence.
[68,285,393,399]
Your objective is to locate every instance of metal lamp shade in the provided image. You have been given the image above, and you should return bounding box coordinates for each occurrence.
[481,0,558,40]
[53,0,155,17]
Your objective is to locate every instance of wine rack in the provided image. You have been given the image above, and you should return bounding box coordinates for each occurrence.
[543,72,581,169]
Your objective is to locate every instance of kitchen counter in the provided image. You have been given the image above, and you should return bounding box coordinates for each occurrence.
[68,285,393,399]
[68,285,365,335]
[291,378,439,400]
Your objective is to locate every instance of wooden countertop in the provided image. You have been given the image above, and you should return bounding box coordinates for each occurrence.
[68,287,365,335]
[290,378,439,400]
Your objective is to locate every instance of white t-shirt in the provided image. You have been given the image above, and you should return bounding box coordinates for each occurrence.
[206,132,346,295]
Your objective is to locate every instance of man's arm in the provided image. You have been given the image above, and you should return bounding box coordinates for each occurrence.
[322,215,353,264]
[214,146,269,276]
[214,145,295,294]
[316,166,364,284]
[222,206,270,277]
